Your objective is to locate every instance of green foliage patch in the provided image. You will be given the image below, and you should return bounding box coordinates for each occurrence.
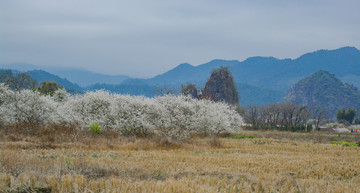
[37,81,64,96]
[331,141,358,147]
[90,123,102,134]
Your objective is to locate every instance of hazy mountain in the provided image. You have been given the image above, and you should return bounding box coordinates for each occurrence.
[27,70,84,93]
[0,63,41,72]
[0,69,83,93]
[43,67,130,87]
[2,46,359,106]
[0,63,130,87]
[117,47,359,105]
[273,46,360,90]
[147,60,240,86]
[124,46,360,92]
[282,70,360,117]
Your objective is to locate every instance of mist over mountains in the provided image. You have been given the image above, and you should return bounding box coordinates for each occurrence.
[1,46,359,106]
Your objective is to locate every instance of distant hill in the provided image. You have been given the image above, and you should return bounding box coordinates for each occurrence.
[0,63,130,87]
[119,46,359,105]
[0,63,40,72]
[27,70,84,93]
[2,46,359,106]
[0,69,81,93]
[282,70,360,117]
[43,68,130,87]
[147,60,240,86]
[139,46,360,91]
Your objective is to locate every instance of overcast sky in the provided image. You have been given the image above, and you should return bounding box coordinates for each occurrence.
[1,0,359,77]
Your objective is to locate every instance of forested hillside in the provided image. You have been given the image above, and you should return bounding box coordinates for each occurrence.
[282,70,360,117]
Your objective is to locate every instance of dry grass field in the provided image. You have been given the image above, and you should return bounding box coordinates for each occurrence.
[0,128,360,192]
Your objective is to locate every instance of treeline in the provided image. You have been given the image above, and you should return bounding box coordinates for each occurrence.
[336,108,359,125]
[0,69,36,91]
[243,103,328,132]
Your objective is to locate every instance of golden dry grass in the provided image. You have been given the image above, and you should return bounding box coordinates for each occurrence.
[1,129,360,192]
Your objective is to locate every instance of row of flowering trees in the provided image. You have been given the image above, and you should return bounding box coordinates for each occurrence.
[0,84,243,140]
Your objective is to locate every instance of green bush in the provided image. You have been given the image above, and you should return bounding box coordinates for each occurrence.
[90,123,102,134]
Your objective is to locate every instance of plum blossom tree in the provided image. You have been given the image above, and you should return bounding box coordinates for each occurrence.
[0,85,244,140]
[0,84,55,127]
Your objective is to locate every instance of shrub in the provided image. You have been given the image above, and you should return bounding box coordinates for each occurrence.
[90,123,102,134]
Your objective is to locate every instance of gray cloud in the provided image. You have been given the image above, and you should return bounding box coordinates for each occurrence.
[1,0,359,77]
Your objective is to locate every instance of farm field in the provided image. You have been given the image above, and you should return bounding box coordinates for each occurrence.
[1,129,360,192]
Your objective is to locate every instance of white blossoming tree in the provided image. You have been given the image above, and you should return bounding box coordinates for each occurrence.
[0,85,244,140]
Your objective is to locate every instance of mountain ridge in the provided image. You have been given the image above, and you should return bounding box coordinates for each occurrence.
[282,70,360,117]
[142,46,360,91]
[0,63,130,87]
[1,46,359,106]
[27,70,84,94]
